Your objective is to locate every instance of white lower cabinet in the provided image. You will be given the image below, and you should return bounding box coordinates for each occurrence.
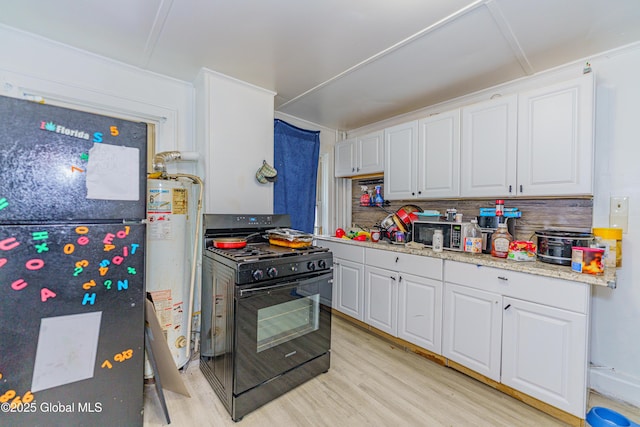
[443,260,589,417]
[364,266,397,335]
[443,283,502,382]
[335,259,365,320]
[501,297,587,416]
[317,240,365,321]
[365,248,443,351]
[398,273,443,353]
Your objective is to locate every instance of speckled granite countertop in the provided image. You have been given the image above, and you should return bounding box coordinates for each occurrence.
[315,236,616,288]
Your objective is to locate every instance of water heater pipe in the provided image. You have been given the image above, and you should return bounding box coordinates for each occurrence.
[172,173,203,363]
[152,151,200,177]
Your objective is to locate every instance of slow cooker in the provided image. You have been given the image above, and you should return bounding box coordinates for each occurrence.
[535,229,594,265]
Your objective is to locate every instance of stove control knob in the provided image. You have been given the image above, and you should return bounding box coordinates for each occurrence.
[267,267,278,278]
[307,261,316,271]
[252,269,264,281]
[318,259,327,269]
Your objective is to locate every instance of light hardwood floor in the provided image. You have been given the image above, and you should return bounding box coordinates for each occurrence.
[143,316,640,426]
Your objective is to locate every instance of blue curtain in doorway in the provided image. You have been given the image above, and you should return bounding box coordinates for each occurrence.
[274,119,320,233]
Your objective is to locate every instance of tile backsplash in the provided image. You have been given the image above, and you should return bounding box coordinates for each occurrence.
[351,177,593,241]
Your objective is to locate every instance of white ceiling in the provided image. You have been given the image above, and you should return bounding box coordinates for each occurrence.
[1,0,640,130]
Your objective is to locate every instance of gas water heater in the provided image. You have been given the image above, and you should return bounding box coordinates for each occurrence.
[146,178,193,368]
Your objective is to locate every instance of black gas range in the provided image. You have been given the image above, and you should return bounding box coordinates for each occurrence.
[200,214,333,421]
[204,241,331,285]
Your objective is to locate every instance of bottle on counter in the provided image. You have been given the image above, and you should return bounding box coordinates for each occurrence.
[433,229,444,253]
[464,219,482,253]
[359,186,370,206]
[374,185,384,206]
[491,223,513,258]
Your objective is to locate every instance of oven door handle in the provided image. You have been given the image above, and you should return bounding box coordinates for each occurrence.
[239,272,332,297]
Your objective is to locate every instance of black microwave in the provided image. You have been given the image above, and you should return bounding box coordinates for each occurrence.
[412,220,466,251]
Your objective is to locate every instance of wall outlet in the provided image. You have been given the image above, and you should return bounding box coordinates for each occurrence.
[609,196,629,233]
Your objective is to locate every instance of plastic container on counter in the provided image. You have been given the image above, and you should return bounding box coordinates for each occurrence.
[432,229,443,253]
[592,227,623,267]
[463,219,482,253]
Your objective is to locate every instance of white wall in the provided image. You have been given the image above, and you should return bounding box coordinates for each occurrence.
[0,24,195,175]
[589,44,640,406]
[195,69,275,214]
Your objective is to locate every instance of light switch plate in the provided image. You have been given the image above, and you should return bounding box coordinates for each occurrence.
[609,196,629,232]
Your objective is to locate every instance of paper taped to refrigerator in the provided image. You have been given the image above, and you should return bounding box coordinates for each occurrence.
[86,143,139,200]
[31,311,102,392]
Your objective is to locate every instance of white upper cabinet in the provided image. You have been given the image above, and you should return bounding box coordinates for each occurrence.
[384,121,419,199]
[385,110,460,200]
[461,95,517,197]
[334,131,384,177]
[335,137,356,177]
[357,131,384,175]
[418,110,460,198]
[517,74,594,196]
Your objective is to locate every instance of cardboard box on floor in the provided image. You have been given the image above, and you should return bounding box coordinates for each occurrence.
[145,298,190,398]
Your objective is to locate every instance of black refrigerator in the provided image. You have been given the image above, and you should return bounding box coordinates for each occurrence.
[0,95,147,426]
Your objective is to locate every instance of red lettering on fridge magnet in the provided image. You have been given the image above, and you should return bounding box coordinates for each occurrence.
[40,288,56,302]
[0,258,7,268]
[11,279,28,291]
[25,259,44,271]
[103,233,115,245]
[77,236,90,246]
[0,237,20,251]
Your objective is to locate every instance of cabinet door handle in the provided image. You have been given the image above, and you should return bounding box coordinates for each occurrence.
[390,276,396,281]
[398,275,403,283]
[504,304,511,310]
[509,185,512,193]
[520,184,523,193]
[412,192,415,196]
[395,256,399,263]
[497,276,509,281]
[418,191,422,195]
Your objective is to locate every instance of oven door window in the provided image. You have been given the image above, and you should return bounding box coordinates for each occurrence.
[257,294,319,353]
[234,272,332,394]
